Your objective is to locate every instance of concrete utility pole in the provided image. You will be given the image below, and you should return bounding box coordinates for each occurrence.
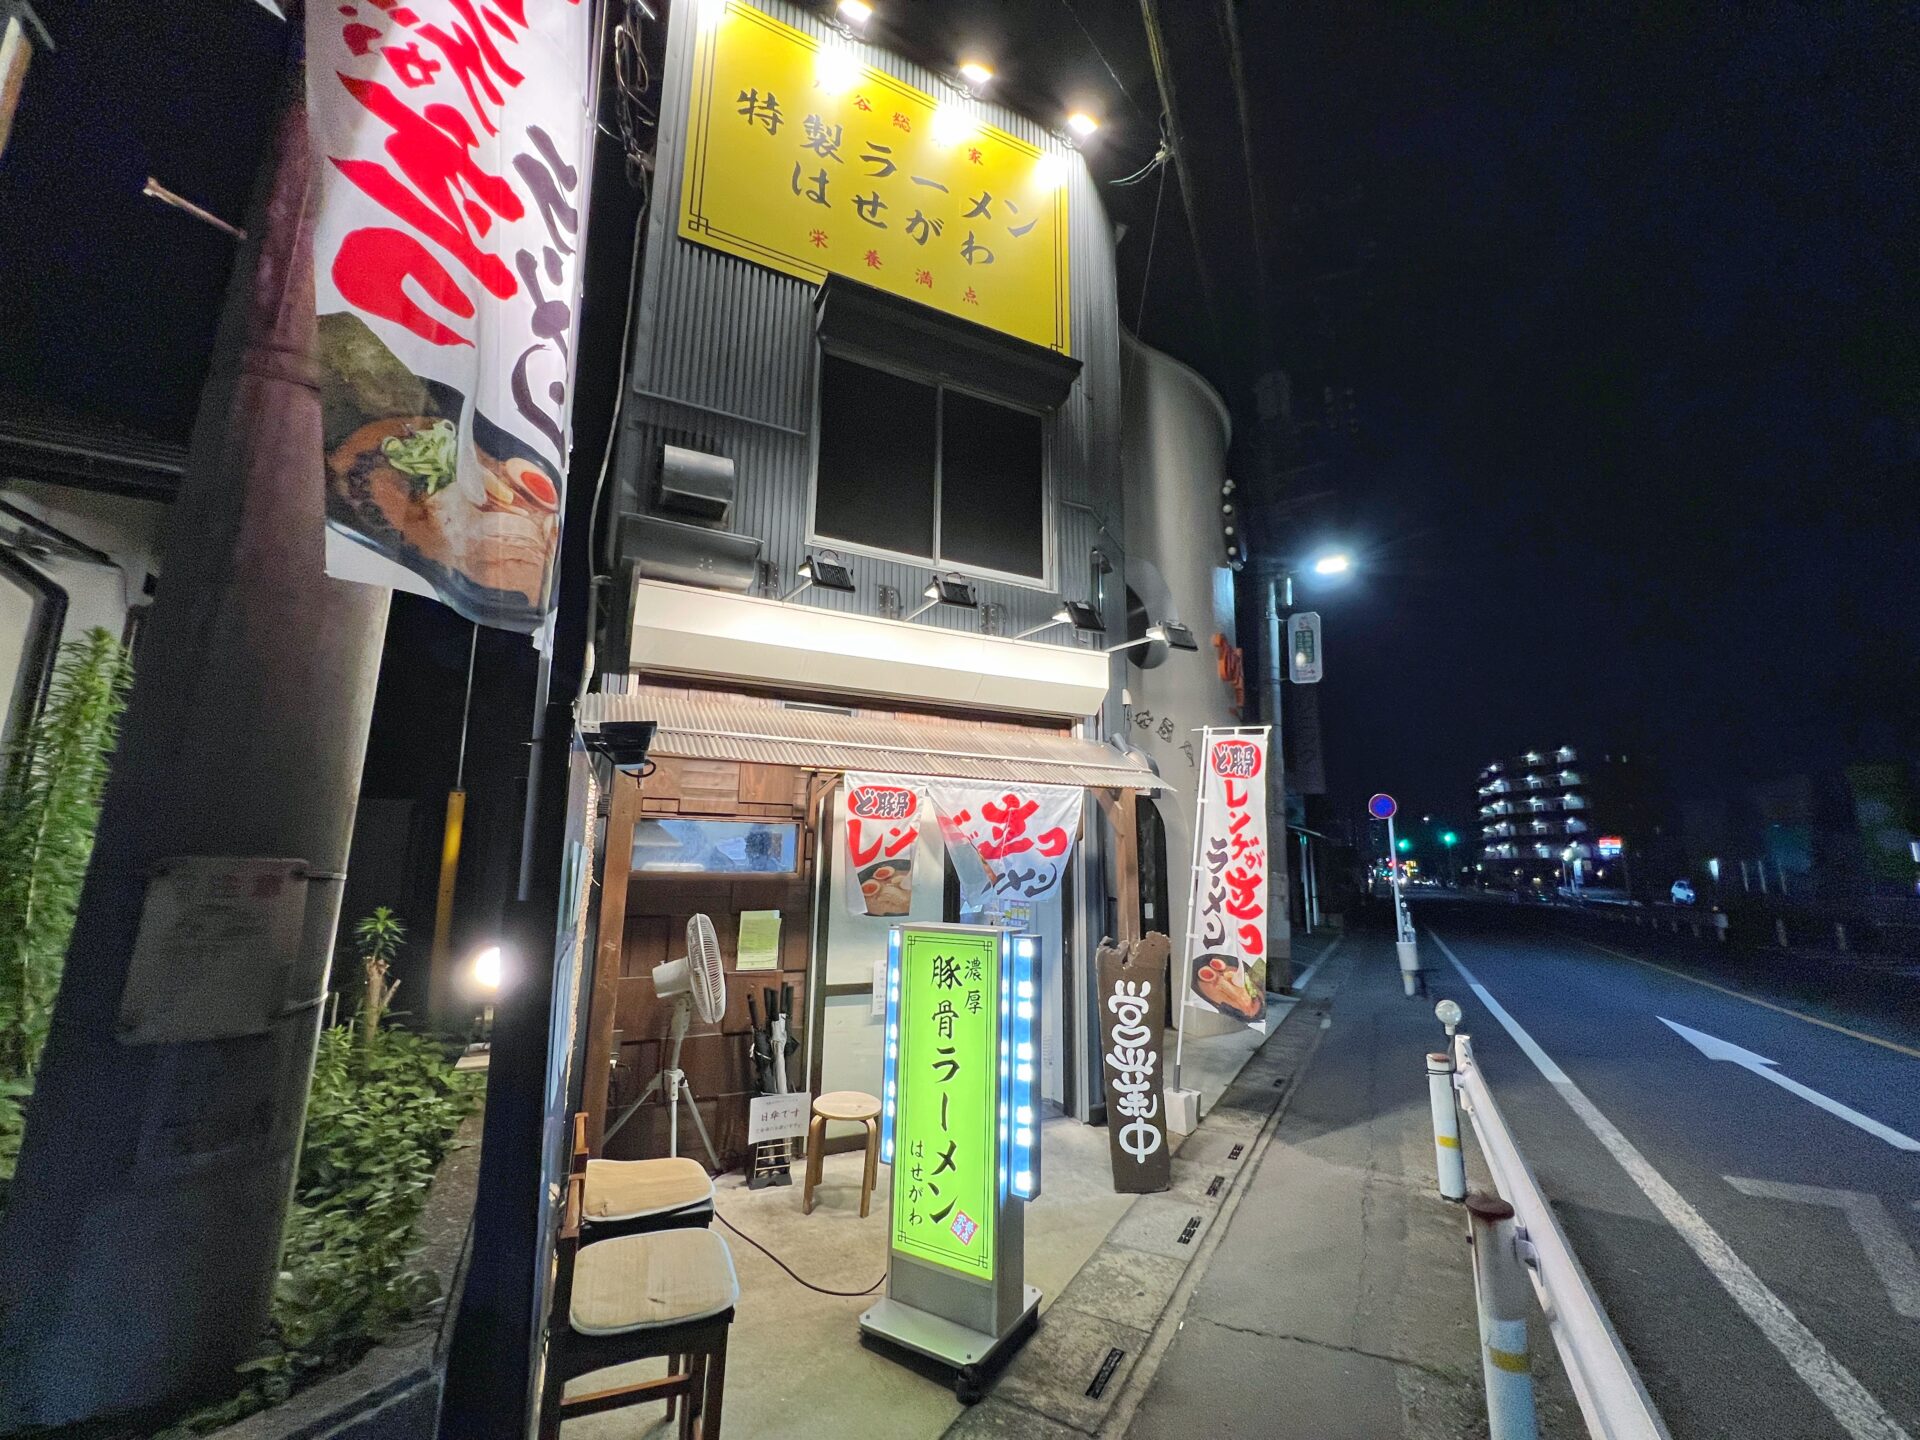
[0,74,391,1427]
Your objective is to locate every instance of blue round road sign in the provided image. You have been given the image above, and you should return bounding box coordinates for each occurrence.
[1368,793,1397,820]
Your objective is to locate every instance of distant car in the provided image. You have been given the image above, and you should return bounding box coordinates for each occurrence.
[1671,879,1696,905]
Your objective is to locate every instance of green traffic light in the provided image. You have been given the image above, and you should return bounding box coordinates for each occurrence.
[1396,838,1411,852]
[1441,831,1457,845]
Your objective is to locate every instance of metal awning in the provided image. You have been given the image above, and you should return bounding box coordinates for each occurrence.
[579,687,1161,792]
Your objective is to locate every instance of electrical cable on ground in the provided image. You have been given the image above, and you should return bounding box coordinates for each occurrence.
[713,1210,886,1298]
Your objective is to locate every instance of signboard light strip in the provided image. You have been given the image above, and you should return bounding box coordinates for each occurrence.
[880,925,903,1164]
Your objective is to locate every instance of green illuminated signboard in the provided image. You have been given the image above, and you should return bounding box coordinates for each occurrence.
[889,927,1000,1281]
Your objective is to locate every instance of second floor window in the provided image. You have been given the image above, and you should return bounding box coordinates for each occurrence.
[813,351,1047,582]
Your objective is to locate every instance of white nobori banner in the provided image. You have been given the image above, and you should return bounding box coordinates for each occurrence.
[307,0,596,632]
[1181,729,1271,1033]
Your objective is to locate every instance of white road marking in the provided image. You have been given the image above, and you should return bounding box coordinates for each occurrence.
[1726,1178,1920,1321]
[1659,1018,1920,1152]
[1428,928,1914,1440]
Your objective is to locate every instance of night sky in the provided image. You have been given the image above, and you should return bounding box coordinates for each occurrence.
[1208,3,1920,827]
[3,2,1915,838]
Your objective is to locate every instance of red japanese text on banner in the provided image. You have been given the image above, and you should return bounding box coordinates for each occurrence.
[843,774,924,918]
[306,0,595,633]
[1183,732,1269,1032]
[924,780,1080,911]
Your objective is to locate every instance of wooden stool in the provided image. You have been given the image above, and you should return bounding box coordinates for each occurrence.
[538,1173,737,1439]
[802,1090,881,1218]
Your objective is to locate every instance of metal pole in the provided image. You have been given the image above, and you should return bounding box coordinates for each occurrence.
[1298,831,1313,935]
[1170,727,1214,1095]
[0,80,391,1427]
[1428,1052,1465,1201]
[1466,1192,1540,1440]
[1389,814,1418,994]
[427,623,480,1029]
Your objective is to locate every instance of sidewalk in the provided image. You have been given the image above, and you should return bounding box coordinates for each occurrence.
[563,925,1587,1439]
[1108,924,1583,1440]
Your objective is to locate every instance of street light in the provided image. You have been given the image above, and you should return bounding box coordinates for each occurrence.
[1311,551,1352,576]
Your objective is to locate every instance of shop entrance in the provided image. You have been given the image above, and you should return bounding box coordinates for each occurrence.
[589,757,820,1165]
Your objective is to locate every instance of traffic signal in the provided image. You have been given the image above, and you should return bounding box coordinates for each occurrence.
[1396,837,1411,852]
[1441,831,1457,845]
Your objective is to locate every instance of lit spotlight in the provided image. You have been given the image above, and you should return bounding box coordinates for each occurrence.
[1065,111,1099,138]
[815,44,861,93]
[837,0,872,25]
[931,102,976,146]
[959,60,993,86]
[1032,151,1069,191]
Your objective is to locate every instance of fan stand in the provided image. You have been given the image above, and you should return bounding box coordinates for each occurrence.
[602,994,721,1170]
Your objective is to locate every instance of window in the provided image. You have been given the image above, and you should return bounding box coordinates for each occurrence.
[813,352,1047,581]
[631,818,801,875]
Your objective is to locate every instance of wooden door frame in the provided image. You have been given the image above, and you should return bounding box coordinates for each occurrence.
[580,767,643,1155]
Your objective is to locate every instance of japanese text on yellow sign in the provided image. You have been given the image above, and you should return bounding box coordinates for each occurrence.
[681,0,1072,352]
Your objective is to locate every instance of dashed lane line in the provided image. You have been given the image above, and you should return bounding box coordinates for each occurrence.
[1430,927,1914,1440]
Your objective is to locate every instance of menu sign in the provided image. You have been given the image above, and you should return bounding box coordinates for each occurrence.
[843,775,922,917]
[1183,731,1270,1033]
[889,927,1000,1281]
[1096,934,1171,1194]
[307,0,594,632]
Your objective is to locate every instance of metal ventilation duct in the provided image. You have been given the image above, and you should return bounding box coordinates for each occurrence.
[617,512,762,593]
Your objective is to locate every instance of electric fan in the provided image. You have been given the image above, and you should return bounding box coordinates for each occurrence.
[602,914,727,1168]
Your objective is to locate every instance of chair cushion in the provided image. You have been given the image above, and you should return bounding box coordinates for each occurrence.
[813,1090,880,1122]
[583,1157,714,1223]
[571,1228,739,1336]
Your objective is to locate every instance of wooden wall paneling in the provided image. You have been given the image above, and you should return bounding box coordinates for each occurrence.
[736,762,791,805]
[606,761,819,1168]
[582,768,643,1154]
[1094,788,1142,947]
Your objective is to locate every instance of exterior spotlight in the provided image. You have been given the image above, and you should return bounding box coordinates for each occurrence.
[959,60,993,86]
[1065,111,1099,138]
[837,0,872,24]
[783,551,855,601]
[904,572,977,621]
[1106,621,1198,655]
[1311,551,1352,576]
[1014,599,1103,640]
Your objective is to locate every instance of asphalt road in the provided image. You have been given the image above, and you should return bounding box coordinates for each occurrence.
[1414,895,1920,1440]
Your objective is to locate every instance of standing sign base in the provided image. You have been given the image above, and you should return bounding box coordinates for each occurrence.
[860,1286,1041,1404]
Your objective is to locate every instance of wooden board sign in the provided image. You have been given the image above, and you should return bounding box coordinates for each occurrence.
[1096,932,1172,1194]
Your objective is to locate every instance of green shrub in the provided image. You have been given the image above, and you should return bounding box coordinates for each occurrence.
[165,1025,480,1432]
[0,627,132,1187]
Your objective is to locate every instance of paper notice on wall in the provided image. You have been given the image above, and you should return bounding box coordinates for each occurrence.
[737,909,782,971]
[1182,730,1270,1033]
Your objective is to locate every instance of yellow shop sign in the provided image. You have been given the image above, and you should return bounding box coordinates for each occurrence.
[680,0,1073,352]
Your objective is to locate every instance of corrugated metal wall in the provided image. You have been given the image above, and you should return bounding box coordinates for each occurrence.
[613,0,1126,655]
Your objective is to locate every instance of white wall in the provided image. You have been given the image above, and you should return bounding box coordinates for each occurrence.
[1118,335,1251,1034]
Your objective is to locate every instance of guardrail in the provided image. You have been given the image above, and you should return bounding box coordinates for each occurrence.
[1440,1032,1670,1440]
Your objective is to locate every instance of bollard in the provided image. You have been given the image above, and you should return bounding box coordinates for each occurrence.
[1466,1193,1540,1440]
[1714,911,1729,942]
[1429,1053,1466,1201]
[1397,935,1421,998]
[1776,917,1789,948]
[1835,922,1848,953]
